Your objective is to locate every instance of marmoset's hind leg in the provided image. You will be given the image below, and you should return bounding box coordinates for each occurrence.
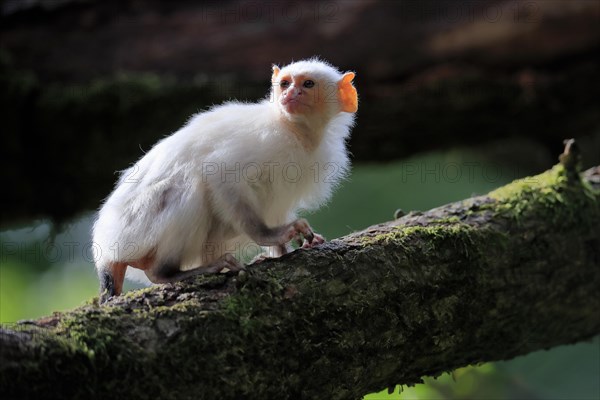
[98,254,244,303]
[146,253,245,284]
[99,261,127,303]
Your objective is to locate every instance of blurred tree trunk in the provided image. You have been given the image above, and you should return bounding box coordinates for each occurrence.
[1,152,598,400]
[1,0,600,224]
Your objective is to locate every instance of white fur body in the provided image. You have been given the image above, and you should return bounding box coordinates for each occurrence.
[93,60,354,284]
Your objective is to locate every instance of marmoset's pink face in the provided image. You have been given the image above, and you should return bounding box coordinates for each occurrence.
[271,65,357,118]
[274,73,327,116]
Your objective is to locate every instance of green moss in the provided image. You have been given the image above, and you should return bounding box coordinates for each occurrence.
[488,164,599,227]
[121,285,155,300]
[489,164,568,201]
[364,223,481,249]
[358,164,597,275]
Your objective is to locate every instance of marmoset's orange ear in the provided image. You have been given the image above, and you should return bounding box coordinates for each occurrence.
[338,72,358,113]
[272,65,280,82]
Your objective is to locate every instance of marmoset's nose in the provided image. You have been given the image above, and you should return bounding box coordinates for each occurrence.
[281,86,302,103]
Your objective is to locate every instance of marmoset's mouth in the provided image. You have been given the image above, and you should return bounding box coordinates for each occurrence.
[281,97,301,105]
[281,98,309,113]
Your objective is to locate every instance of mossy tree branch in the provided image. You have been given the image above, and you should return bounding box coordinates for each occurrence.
[1,156,599,400]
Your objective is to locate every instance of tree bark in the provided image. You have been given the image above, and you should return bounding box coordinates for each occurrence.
[1,147,599,399]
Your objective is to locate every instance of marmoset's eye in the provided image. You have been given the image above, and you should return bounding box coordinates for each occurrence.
[280,80,291,89]
[303,80,315,88]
